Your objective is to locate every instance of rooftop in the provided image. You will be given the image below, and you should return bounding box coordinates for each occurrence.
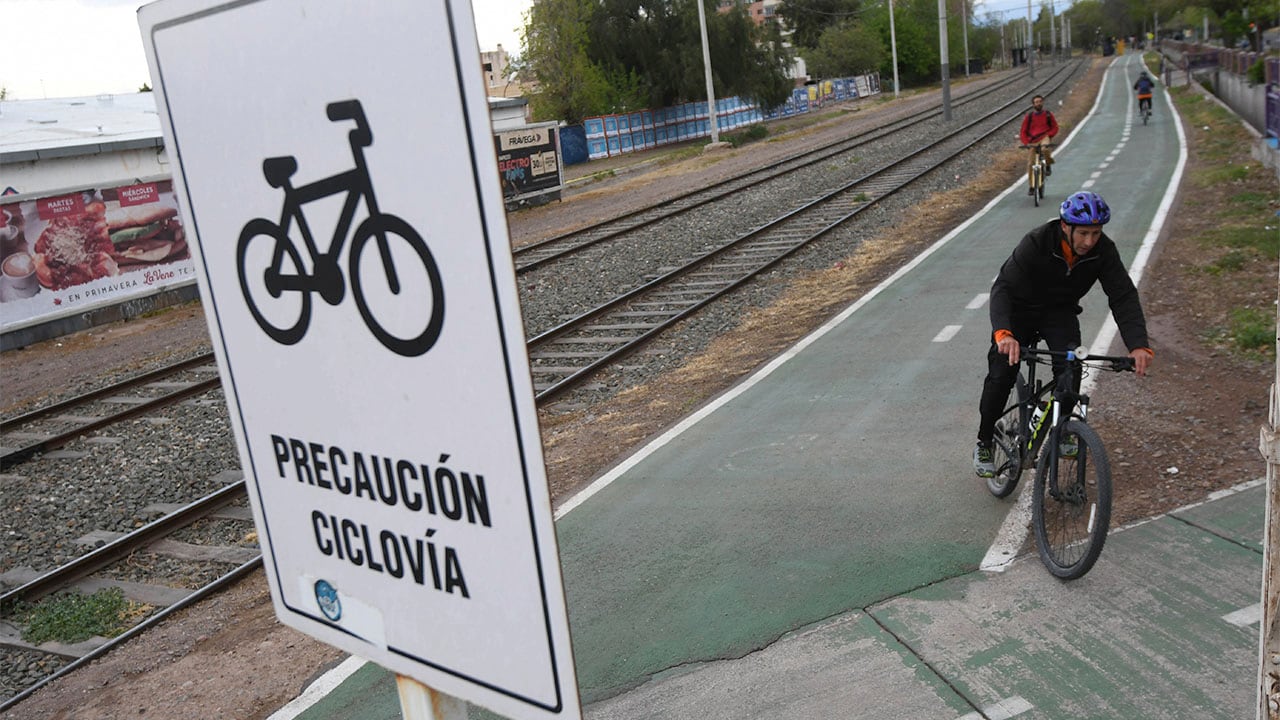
[0,93,164,163]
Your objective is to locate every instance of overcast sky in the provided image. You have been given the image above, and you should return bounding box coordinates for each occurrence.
[0,0,529,101]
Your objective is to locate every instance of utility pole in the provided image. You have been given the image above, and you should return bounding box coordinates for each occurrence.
[695,0,721,145]
[890,0,901,97]
[962,0,970,77]
[938,0,952,120]
[1027,0,1034,79]
[1049,0,1055,62]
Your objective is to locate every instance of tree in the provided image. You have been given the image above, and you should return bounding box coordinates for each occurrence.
[805,22,885,77]
[518,0,617,123]
[520,0,793,121]
[777,0,863,49]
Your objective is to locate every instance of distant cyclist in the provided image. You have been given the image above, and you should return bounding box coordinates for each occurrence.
[972,191,1154,478]
[1133,71,1155,116]
[1019,95,1059,194]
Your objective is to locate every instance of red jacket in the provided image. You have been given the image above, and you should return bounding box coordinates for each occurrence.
[1020,109,1059,144]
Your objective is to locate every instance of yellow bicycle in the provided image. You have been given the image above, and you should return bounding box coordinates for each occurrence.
[1020,143,1055,206]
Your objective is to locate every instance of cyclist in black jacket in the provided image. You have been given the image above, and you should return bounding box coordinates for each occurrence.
[973,191,1154,478]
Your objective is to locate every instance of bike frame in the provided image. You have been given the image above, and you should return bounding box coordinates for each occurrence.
[268,145,380,293]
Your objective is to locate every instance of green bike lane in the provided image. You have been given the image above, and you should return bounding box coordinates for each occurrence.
[284,55,1261,720]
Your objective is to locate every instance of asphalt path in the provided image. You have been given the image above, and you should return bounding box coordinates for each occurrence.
[275,54,1262,720]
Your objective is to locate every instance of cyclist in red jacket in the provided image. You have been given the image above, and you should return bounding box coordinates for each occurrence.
[1019,95,1059,194]
[973,191,1154,478]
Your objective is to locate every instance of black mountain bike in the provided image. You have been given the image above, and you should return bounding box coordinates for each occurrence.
[1138,95,1152,125]
[986,343,1135,579]
[237,99,445,358]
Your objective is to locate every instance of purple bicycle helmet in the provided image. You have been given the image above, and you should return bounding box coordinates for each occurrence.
[1059,191,1111,226]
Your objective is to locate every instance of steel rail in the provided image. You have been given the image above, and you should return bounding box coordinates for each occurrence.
[0,352,216,432]
[528,65,1080,402]
[0,480,247,614]
[0,376,223,470]
[510,68,1053,273]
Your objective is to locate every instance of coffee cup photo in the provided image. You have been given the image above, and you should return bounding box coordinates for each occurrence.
[1,251,40,302]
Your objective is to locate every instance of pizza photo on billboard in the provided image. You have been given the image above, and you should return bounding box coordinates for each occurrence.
[31,200,120,291]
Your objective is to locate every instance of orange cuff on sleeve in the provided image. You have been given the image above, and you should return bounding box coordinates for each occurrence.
[994,329,1014,343]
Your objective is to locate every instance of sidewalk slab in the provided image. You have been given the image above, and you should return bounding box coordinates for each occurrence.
[868,484,1264,720]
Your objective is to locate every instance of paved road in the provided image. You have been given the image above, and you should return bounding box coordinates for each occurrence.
[279,54,1264,720]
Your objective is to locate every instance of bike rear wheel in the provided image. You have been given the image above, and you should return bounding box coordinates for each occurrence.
[237,218,312,345]
[1032,420,1111,579]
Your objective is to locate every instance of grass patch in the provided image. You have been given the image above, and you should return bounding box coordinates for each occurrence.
[1229,306,1275,353]
[1203,249,1250,275]
[15,588,147,645]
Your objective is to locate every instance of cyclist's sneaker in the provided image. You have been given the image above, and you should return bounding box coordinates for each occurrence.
[1044,166,1052,177]
[1059,435,1079,458]
[973,442,996,478]
[1028,188,1035,196]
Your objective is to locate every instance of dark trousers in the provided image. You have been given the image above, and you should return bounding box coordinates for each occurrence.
[977,310,1082,446]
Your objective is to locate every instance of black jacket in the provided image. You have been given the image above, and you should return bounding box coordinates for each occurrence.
[990,220,1150,351]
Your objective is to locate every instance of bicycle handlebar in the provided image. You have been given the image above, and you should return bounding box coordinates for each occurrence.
[1020,345,1135,372]
[1019,143,1056,149]
[327,100,372,147]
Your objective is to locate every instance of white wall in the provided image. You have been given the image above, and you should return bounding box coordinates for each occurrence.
[4,147,170,199]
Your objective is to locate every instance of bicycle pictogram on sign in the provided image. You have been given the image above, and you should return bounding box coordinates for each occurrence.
[237,99,445,357]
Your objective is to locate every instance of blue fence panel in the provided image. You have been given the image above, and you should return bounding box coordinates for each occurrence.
[560,124,588,166]
[588,137,610,160]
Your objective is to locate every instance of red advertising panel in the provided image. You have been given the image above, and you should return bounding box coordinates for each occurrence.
[0,179,195,326]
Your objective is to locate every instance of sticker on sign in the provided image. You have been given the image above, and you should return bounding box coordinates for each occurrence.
[138,1,581,718]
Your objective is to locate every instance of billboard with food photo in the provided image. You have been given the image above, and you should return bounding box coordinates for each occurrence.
[0,179,196,330]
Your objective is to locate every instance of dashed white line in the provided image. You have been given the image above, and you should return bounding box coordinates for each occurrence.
[966,293,988,309]
[1224,603,1261,627]
[959,695,1034,719]
[933,325,963,342]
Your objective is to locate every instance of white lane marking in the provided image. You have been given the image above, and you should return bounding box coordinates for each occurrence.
[1116,141,1126,148]
[967,293,988,310]
[1099,162,1110,169]
[959,695,1034,719]
[1208,477,1265,501]
[1090,171,1103,179]
[268,655,365,720]
[980,487,1032,572]
[933,325,963,343]
[1224,603,1262,627]
[1081,180,1096,188]
[984,53,1186,571]
[1106,155,1116,161]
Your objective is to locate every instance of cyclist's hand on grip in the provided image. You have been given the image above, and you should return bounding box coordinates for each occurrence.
[998,336,1020,365]
[1129,348,1153,377]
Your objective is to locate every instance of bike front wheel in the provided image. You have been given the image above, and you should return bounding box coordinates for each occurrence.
[349,214,445,357]
[1032,167,1042,206]
[1032,420,1112,580]
[237,218,312,345]
[987,374,1031,498]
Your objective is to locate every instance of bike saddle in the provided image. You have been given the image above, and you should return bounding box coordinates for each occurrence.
[262,156,299,188]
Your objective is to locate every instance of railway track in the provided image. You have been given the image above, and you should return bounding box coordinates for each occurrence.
[509,69,1036,273]
[0,60,1088,710]
[526,62,1080,400]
